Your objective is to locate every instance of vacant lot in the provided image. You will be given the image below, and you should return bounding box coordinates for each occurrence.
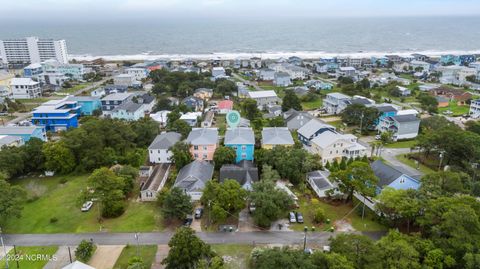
[113,245,158,269]
[5,175,163,233]
[212,244,254,269]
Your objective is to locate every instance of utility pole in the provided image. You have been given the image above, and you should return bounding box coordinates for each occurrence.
[134,233,140,257]
[303,226,308,251]
[359,112,364,134]
[0,227,9,269]
[438,152,444,171]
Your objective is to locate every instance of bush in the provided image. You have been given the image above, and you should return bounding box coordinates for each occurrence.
[128,256,146,269]
[314,208,326,223]
[75,239,95,262]
[59,178,68,184]
[50,217,58,223]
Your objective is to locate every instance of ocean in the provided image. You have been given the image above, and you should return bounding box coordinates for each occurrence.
[1,16,480,60]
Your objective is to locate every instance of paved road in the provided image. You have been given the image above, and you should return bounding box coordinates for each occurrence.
[381,147,423,176]
[3,231,384,247]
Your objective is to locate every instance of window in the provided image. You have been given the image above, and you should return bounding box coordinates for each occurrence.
[194,145,199,150]
[241,145,246,150]
[203,154,208,159]
[203,146,207,150]
[233,146,237,150]
[241,153,247,159]
[194,153,198,158]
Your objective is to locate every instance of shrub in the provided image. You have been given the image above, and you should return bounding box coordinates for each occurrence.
[314,208,326,223]
[50,217,58,223]
[75,239,95,262]
[59,178,68,184]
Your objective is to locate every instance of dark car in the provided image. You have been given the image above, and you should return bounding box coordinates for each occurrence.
[296,212,304,223]
[194,208,203,219]
[183,214,193,227]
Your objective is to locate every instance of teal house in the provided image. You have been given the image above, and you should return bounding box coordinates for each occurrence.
[68,96,101,116]
[224,127,255,163]
[0,126,47,142]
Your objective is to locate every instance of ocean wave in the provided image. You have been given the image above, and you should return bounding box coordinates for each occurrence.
[70,49,480,61]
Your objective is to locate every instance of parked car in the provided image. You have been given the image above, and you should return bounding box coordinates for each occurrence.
[289,212,297,223]
[195,208,204,219]
[183,214,193,227]
[296,212,304,223]
[81,201,93,212]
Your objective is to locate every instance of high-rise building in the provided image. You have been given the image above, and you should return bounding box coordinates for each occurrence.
[0,36,68,66]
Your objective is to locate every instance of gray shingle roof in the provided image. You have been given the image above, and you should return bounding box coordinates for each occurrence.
[392,114,419,123]
[219,160,259,190]
[174,160,214,192]
[307,170,334,190]
[370,160,403,187]
[186,128,219,145]
[148,132,182,150]
[297,119,335,138]
[0,126,41,135]
[224,127,255,145]
[284,109,315,130]
[261,127,294,146]
[113,101,144,113]
[376,105,398,113]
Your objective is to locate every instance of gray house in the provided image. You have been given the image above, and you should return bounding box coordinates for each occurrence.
[297,119,336,145]
[247,90,280,109]
[261,127,295,148]
[323,92,351,114]
[259,68,275,81]
[274,72,292,87]
[283,109,315,130]
[174,160,214,201]
[377,114,420,140]
[219,160,259,190]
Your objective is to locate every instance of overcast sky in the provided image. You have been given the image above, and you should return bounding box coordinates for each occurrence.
[2,0,480,21]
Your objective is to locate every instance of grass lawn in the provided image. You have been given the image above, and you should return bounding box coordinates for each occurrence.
[384,139,418,149]
[301,98,322,110]
[438,101,470,116]
[5,175,163,234]
[396,154,436,174]
[0,246,58,269]
[215,114,227,136]
[113,245,157,269]
[211,244,254,269]
[289,194,386,232]
[58,83,92,94]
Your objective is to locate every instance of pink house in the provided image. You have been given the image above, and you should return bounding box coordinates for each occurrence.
[218,100,234,114]
[186,128,219,161]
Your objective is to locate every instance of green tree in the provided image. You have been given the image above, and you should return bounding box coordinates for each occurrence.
[419,171,472,197]
[0,175,27,223]
[330,161,378,201]
[75,240,95,262]
[249,180,293,227]
[162,227,216,269]
[131,118,159,147]
[168,119,192,139]
[376,188,421,232]
[87,167,126,218]
[329,233,382,269]
[161,187,193,220]
[241,99,261,120]
[341,104,380,132]
[43,141,76,174]
[201,180,247,222]
[261,164,280,182]
[281,89,302,112]
[376,230,421,269]
[311,252,355,269]
[0,146,25,178]
[417,93,438,114]
[213,146,236,169]
[268,116,285,127]
[250,247,314,269]
[171,142,193,169]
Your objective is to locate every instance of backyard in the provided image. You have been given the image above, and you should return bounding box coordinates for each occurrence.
[438,101,470,116]
[289,193,386,232]
[0,246,58,269]
[211,244,254,269]
[5,175,163,234]
[301,98,322,110]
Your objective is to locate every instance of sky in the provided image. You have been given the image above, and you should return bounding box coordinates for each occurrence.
[1,0,480,21]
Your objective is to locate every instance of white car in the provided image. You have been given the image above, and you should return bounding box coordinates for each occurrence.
[81,201,93,212]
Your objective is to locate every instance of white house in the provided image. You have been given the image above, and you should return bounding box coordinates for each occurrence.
[126,68,148,81]
[148,132,182,163]
[114,74,136,87]
[307,170,337,198]
[259,68,275,80]
[410,60,431,72]
[247,90,280,108]
[274,72,292,86]
[212,67,226,78]
[396,86,411,96]
[310,131,367,165]
[11,78,41,99]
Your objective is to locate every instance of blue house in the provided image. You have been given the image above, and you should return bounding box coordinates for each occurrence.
[375,105,398,125]
[297,119,336,145]
[0,126,47,142]
[31,98,80,132]
[24,63,43,78]
[67,96,101,116]
[224,127,255,163]
[370,160,420,195]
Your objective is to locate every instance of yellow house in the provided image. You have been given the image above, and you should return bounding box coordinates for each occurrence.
[261,127,295,149]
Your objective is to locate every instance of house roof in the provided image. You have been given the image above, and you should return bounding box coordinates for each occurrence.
[375,105,398,113]
[348,98,373,106]
[186,128,218,145]
[137,93,155,104]
[148,132,182,150]
[174,160,214,192]
[307,170,334,190]
[67,96,100,102]
[225,127,255,145]
[195,88,213,93]
[219,160,259,190]
[11,77,38,86]
[370,160,403,187]
[261,127,294,146]
[0,126,42,135]
[0,135,23,147]
[248,90,277,99]
[391,114,419,123]
[311,130,355,149]
[113,101,144,113]
[101,93,132,101]
[297,119,335,138]
[218,100,233,110]
[327,92,351,100]
[275,72,290,78]
[62,261,95,269]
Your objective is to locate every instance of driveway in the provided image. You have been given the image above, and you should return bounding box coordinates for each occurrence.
[44,246,75,269]
[88,245,124,269]
[151,245,169,269]
[381,148,423,176]
[238,209,260,232]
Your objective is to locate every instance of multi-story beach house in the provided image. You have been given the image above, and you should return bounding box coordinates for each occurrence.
[186,128,219,161]
[224,127,255,163]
